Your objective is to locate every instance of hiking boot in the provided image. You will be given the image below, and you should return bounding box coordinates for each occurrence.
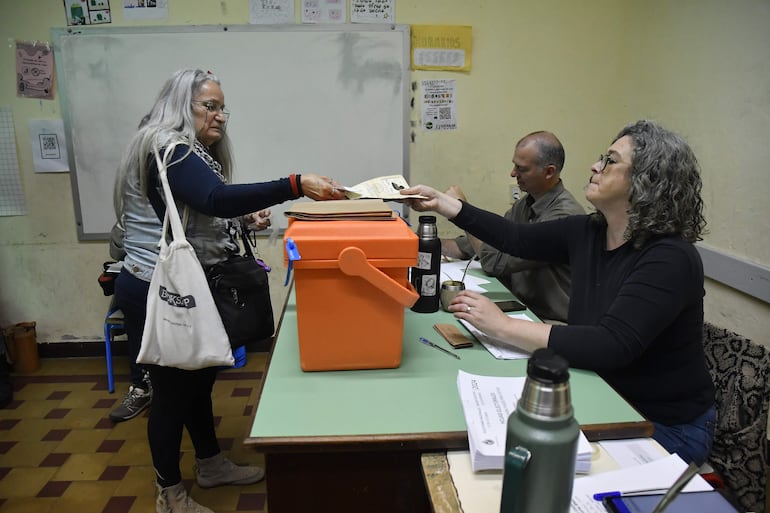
[156,482,213,513]
[109,384,152,422]
[195,452,265,488]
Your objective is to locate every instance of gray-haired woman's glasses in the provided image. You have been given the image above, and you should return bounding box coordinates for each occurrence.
[192,100,230,119]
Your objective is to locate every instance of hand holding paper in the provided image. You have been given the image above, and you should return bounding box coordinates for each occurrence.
[343,175,426,200]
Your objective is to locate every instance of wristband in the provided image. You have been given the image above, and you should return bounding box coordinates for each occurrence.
[289,173,300,197]
[295,174,304,197]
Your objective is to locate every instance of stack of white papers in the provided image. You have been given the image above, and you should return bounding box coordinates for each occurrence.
[457,370,592,473]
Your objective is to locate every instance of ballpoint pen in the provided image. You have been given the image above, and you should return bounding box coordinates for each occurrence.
[419,337,461,360]
[593,488,669,500]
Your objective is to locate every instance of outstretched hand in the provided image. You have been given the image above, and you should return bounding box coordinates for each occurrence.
[400,184,463,219]
[300,174,348,201]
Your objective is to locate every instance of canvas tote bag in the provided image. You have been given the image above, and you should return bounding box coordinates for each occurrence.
[137,145,234,370]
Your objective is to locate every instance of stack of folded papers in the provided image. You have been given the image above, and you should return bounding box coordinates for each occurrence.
[284,199,396,221]
[457,370,592,473]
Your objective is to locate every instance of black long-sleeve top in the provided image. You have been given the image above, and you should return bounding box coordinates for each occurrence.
[452,202,715,425]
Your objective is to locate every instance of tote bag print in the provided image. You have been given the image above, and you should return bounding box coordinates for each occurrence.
[138,145,233,369]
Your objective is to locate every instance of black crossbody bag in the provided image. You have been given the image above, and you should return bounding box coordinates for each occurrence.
[206,228,275,349]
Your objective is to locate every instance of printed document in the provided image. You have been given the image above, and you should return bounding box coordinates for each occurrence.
[343,175,426,200]
[457,370,591,473]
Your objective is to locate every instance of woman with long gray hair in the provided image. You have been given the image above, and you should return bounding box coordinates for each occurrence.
[114,68,345,513]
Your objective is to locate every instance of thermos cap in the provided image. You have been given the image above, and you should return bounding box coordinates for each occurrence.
[527,348,570,384]
[418,215,437,224]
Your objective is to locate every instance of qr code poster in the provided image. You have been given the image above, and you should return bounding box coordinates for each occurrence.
[421,79,457,131]
[28,119,70,173]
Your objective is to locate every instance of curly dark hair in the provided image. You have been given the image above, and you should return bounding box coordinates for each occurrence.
[596,120,706,249]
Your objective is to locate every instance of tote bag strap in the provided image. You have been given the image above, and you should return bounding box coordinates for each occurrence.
[153,143,188,246]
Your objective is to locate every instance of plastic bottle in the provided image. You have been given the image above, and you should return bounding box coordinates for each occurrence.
[500,348,579,513]
[410,215,441,313]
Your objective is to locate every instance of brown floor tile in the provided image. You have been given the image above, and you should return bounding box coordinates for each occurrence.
[0,418,20,430]
[102,495,136,513]
[100,465,129,481]
[37,479,71,497]
[42,428,70,442]
[40,452,71,467]
[46,390,70,400]
[97,439,125,453]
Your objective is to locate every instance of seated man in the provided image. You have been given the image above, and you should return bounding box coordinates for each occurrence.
[441,131,584,322]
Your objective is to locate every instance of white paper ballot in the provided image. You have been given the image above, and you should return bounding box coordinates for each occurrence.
[457,370,592,473]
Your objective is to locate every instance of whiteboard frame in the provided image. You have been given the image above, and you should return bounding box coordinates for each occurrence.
[52,24,411,240]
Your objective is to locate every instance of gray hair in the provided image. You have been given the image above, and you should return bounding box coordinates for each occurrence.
[597,120,706,248]
[113,68,233,217]
[519,131,565,173]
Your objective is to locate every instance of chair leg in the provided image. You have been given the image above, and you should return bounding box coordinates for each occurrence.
[104,323,115,393]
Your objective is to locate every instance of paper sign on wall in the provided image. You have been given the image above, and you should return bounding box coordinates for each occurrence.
[28,120,70,173]
[63,0,112,25]
[421,79,457,131]
[411,25,472,72]
[16,41,55,100]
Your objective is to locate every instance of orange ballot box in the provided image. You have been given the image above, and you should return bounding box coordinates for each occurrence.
[283,216,419,371]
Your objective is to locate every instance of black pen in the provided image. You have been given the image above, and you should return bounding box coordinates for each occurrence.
[419,337,461,360]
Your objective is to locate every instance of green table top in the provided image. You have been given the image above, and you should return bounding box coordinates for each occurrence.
[247,269,648,449]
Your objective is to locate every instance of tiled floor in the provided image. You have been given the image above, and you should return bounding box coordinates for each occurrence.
[0,353,269,513]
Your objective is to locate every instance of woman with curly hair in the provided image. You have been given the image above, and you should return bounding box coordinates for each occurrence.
[403,120,715,465]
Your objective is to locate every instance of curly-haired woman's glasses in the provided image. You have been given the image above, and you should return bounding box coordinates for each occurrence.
[597,154,618,173]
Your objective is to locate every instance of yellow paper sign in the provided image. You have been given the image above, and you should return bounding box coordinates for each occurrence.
[411,25,472,72]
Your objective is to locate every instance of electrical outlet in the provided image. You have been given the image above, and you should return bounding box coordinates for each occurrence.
[510,184,521,203]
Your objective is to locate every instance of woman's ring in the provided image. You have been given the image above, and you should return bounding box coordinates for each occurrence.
[466,306,471,313]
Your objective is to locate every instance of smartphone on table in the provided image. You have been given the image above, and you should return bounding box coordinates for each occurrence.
[494,300,527,312]
[602,490,738,513]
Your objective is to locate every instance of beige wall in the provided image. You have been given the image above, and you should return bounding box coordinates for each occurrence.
[0,0,767,346]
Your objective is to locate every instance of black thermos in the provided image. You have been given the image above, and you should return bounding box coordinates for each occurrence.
[410,215,441,313]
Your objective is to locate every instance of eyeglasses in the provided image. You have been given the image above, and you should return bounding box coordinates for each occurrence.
[192,100,230,119]
[597,154,618,173]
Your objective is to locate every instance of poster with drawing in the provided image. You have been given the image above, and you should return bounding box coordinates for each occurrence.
[16,41,54,100]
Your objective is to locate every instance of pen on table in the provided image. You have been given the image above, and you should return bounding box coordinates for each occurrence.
[419,337,460,360]
[593,488,669,501]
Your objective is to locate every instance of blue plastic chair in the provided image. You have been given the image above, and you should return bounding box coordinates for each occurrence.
[103,305,125,393]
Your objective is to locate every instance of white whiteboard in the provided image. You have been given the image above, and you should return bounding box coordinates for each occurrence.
[52,24,410,239]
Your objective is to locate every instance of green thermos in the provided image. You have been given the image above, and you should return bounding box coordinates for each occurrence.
[500,348,579,513]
